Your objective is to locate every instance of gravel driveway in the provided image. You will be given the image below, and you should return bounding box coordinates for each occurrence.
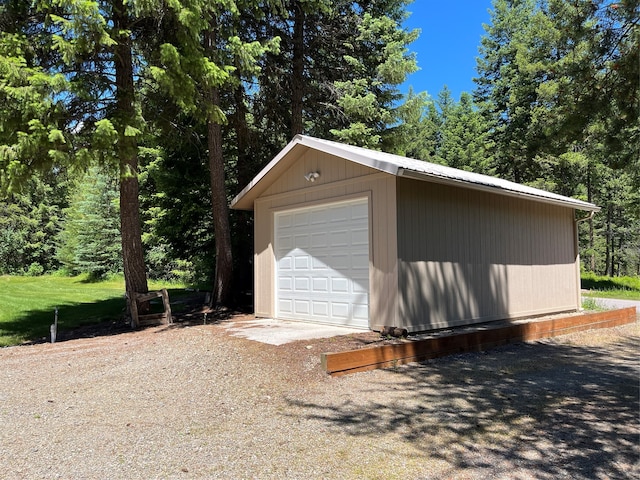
[1,319,638,479]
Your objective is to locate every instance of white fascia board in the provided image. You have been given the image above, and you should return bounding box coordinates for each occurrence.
[230,136,305,210]
[295,135,401,176]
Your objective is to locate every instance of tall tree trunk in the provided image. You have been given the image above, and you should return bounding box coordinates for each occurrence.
[205,25,233,307]
[207,109,233,307]
[604,204,612,276]
[113,0,148,299]
[232,77,254,301]
[617,237,623,277]
[291,0,305,136]
[586,161,595,271]
[233,79,251,188]
[610,235,615,277]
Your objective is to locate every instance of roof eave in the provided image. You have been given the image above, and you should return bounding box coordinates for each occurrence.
[296,135,401,176]
[231,134,600,213]
[230,136,307,210]
[230,135,400,210]
[397,168,600,212]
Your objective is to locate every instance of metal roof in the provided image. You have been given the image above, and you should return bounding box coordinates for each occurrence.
[230,134,599,212]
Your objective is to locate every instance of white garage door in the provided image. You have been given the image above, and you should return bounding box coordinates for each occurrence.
[275,197,370,328]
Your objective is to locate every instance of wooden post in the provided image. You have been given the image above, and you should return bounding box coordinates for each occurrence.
[129,293,140,328]
[130,289,172,327]
[161,289,172,324]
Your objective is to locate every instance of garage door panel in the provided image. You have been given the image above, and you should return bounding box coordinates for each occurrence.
[294,299,310,314]
[311,256,328,269]
[351,252,369,270]
[331,277,349,293]
[331,302,350,319]
[294,276,310,291]
[279,298,293,315]
[352,278,368,293]
[330,230,349,247]
[310,209,329,224]
[352,228,368,245]
[294,255,309,269]
[352,302,369,320]
[278,234,293,250]
[294,233,309,248]
[279,256,293,270]
[350,202,368,220]
[312,301,329,316]
[277,213,293,228]
[278,276,293,291]
[293,212,309,227]
[311,232,328,248]
[312,277,329,291]
[275,198,370,328]
[330,252,350,269]
[330,205,350,222]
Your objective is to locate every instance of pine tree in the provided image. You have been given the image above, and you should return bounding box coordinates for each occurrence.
[0,174,66,274]
[57,166,122,279]
[330,1,419,149]
[436,91,492,174]
[475,0,639,276]
[0,0,150,299]
[145,0,280,306]
[392,88,440,161]
[474,0,542,183]
[0,2,69,193]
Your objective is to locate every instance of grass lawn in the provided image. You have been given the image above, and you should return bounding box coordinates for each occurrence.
[582,289,640,300]
[581,273,640,301]
[0,275,188,347]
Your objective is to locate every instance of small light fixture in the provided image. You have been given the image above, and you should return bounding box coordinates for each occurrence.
[304,171,320,182]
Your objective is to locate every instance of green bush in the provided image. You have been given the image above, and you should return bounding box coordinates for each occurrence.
[581,297,605,311]
[25,263,44,277]
[51,268,75,277]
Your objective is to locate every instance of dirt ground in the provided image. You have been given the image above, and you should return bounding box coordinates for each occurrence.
[1,313,638,479]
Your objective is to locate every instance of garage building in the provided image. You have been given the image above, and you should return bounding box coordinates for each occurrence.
[230,135,599,332]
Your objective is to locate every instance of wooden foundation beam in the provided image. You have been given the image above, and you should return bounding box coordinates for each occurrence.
[321,307,637,377]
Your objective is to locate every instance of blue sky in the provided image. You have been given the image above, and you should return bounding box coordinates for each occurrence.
[401,1,494,101]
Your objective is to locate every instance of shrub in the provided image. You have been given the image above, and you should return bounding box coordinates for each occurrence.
[25,262,44,277]
[581,297,605,311]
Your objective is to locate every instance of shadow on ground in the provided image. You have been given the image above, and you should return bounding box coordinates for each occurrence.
[0,290,221,345]
[287,331,640,479]
[1,297,129,345]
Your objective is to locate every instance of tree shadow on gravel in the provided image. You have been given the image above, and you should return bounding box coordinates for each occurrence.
[287,335,640,479]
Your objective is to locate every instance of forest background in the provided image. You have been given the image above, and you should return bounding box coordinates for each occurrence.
[0,0,638,308]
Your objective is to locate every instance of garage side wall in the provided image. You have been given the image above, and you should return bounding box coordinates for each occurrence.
[253,149,399,327]
[396,178,580,331]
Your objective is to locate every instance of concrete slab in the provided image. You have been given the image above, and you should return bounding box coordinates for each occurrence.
[222,318,365,345]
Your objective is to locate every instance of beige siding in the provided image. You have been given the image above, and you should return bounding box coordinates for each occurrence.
[262,148,374,197]
[396,178,579,331]
[254,150,398,327]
